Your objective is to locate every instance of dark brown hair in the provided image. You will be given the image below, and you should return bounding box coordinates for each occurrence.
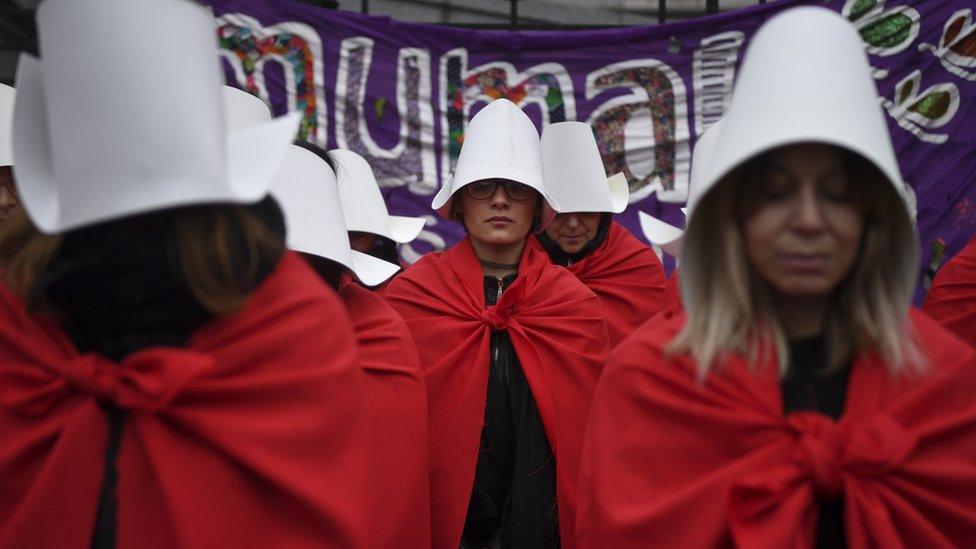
[0,204,284,316]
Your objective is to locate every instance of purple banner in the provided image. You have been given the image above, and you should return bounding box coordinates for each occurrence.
[205,0,976,295]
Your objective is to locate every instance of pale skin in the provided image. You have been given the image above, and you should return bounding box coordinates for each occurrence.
[454,178,541,278]
[545,211,602,255]
[739,143,866,339]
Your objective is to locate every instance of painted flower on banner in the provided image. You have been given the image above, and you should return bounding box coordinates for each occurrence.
[843,0,920,78]
[881,69,960,144]
[919,9,976,81]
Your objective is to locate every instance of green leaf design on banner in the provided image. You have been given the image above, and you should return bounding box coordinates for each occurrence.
[909,91,952,119]
[848,0,878,22]
[374,96,387,121]
[860,13,914,49]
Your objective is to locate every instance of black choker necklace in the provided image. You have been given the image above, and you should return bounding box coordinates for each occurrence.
[479,258,520,270]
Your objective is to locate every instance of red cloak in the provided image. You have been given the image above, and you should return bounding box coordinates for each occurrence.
[0,253,370,548]
[577,309,976,548]
[534,221,667,346]
[924,235,976,343]
[339,279,430,548]
[382,237,610,549]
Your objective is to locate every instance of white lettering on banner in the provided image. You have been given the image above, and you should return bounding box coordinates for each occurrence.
[335,37,438,195]
[692,31,744,137]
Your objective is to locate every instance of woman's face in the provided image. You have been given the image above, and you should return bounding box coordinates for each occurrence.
[545,212,602,254]
[740,144,866,300]
[456,179,540,248]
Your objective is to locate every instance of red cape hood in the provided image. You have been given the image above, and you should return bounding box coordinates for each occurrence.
[383,237,610,548]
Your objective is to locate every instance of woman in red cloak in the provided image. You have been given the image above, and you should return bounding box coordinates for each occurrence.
[533,122,667,346]
[0,1,370,547]
[924,234,976,343]
[267,135,431,548]
[384,99,610,549]
[577,8,976,548]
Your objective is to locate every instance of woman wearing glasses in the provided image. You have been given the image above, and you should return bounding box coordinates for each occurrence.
[384,99,610,549]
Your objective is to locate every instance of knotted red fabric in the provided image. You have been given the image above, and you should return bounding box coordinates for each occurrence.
[576,309,976,548]
[382,237,610,549]
[534,221,666,346]
[924,235,976,343]
[0,253,370,548]
[339,279,430,548]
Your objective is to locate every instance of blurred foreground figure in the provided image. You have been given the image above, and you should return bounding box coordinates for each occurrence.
[0,1,371,547]
[577,7,976,548]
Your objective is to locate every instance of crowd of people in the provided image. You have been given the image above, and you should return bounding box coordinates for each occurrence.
[1,0,974,547]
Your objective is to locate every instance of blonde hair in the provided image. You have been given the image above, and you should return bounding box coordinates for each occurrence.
[669,149,924,379]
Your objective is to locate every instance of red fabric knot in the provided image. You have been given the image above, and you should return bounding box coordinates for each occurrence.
[481,306,512,331]
[61,355,120,403]
[62,351,213,412]
[1,349,214,416]
[788,412,844,499]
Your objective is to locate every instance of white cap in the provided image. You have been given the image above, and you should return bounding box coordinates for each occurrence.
[639,119,724,257]
[272,146,400,287]
[0,84,13,167]
[222,86,398,287]
[12,0,300,234]
[541,121,628,214]
[431,98,559,228]
[690,7,911,226]
[330,148,426,244]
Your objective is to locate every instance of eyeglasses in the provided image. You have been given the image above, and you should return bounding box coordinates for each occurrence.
[464,180,535,201]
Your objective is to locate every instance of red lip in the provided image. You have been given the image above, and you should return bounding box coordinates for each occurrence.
[487,216,513,223]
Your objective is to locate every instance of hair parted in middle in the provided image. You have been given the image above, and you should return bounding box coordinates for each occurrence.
[668,148,923,380]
